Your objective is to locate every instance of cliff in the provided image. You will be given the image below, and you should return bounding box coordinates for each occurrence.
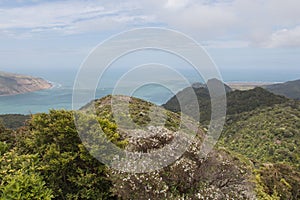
[0,71,52,96]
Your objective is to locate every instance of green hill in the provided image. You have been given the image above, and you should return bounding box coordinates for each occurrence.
[0,114,30,129]
[221,100,300,168]
[163,86,288,123]
[263,79,300,100]
[1,94,300,199]
[163,83,300,199]
[219,101,300,199]
[0,95,257,199]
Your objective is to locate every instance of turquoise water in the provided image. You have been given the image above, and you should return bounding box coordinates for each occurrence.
[0,75,183,115]
[0,64,202,114]
[0,68,299,115]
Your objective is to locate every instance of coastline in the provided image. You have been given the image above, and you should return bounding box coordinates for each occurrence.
[0,82,53,97]
[226,81,280,91]
[0,71,53,97]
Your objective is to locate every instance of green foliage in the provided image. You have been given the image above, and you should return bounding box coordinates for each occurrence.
[0,121,16,152]
[255,163,300,200]
[0,91,299,199]
[0,148,53,199]
[88,95,183,132]
[0,109,126,199]
[219,101,300,199]
[226,87,288,116]
[221,101,300,169]
[22,109,118,199]
[163,87,288,123]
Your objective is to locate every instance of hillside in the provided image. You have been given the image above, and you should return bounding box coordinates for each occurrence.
[263,79,300,100]
[1,94,300,199]
[0,95,257,199]
[163,85,288,123]
[163,84,300,199]
[0,71,52,96]
[221,100,300,169]
[0,114,30,129]
[219,101,300,199]
[82,96,255,199]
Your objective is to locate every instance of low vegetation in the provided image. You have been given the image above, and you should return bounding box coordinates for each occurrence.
[0,85,299,199]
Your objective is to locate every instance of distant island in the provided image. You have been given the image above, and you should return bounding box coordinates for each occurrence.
[0,71,52,96]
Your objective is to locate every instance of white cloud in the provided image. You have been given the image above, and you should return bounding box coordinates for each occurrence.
[164,0,189,10]
[263,26,300,48]
[0,0,300,48]
[203,40,249,48]
[0,0,153,36]
[140,0,300,47]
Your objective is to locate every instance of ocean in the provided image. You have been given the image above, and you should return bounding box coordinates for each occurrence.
[0,69,193,115]
[0,68,299,115]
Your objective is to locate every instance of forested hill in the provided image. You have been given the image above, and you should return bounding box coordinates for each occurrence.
[163,85,288,123]
[0,95,257,199]
[263,79,300,100]
[0,92,299,199]
[0,71,52,96]
[219,100,300,199]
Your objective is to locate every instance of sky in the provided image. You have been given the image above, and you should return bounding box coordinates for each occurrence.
[0,0,300,82]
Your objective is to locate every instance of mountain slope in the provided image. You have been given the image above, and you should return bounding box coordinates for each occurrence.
[163,85,288,123]
[0,71,52,96]
[263,79,300,100]
[2,94,299,199]
[0,114,30,129]
[220,101,300,199]
[163,83,300,199]
[221,101,300,169]
[81,95,256,199]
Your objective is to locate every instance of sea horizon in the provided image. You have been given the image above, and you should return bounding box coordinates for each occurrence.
[0,69,296,115]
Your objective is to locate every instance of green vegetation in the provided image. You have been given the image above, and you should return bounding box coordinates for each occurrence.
[221,101,300,169]
[0,87,299,199]
[264,79,300,100]
[0,109,124,199]
[164,84,300,199]
[163,86,288,123]
[218,101,300,200]
[0,114,30,129]
[254,163,300,200]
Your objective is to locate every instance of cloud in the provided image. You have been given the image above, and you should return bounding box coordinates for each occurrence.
[203,40,249,48]
[140,0,300,47]
[164,0,189,10]
[262,26,300,48]
[0,0,153,36]
[0,0,300,48]
[161,2,237,39]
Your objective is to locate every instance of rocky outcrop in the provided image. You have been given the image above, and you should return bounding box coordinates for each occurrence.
[83,95,256,199]
[0,71,52,96]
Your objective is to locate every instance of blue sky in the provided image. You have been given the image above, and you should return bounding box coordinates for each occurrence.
[0,0,300,81]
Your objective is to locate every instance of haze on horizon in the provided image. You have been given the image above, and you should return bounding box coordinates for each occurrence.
[0,0,299,82]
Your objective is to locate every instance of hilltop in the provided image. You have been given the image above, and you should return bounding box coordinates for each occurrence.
[80,95,255,199]
[1,93,300,199]
[0,95,256,199]
[0,71,52,96]
[163,82,288,123]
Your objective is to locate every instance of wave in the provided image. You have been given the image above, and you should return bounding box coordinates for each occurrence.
[47,80,62,89]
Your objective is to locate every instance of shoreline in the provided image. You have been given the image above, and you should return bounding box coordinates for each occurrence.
[226,81,277,91]
[0,77,53,97]
[0,84,53,97]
